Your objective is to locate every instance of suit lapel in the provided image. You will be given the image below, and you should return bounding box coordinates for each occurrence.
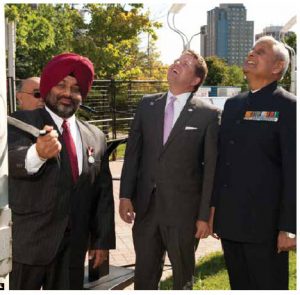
[161,93,196,153]
[40,108,60,133]
[76,120,90,180]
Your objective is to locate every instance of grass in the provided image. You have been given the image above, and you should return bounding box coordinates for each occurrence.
[109,143,126,160]
[160,250,296,290]
[289,250,297,290]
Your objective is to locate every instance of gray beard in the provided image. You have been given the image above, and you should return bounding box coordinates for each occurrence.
[45,101,78,119]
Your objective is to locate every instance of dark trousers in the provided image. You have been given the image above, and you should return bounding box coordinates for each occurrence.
[10,232,84,290]
[133,192,195,290]
[221,238,289,290]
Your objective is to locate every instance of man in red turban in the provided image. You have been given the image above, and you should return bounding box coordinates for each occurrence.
[40,53,94,99]
[8,53,115,290]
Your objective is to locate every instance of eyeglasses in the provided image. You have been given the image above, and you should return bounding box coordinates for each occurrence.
[19,91,41,99]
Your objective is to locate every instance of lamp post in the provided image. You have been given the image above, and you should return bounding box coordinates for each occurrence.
[167,4,202,51]
[186,32,201,50]
[167,4,187,50]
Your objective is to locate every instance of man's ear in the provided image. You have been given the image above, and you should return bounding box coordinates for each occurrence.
[272,60,285,75]
[16,92,22,106]
[191,77,201,87]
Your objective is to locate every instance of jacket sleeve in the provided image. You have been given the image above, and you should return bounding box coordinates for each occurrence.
[210,100,231,208]
[278,99,296,234]
[8,113,47,179]
[198,109,221,221]
[119,99,144,199]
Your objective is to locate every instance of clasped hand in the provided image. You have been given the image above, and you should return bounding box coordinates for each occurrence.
[36,125,62,159]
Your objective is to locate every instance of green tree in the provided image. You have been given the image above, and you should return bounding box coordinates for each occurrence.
[280,32,297,91]
[5,3,164,80]
[5,4,82,78]
[204,56,228,86]
[72,4,162,79]
[223,65,245,86]
[136,35,168,80]
[204,56,247,88]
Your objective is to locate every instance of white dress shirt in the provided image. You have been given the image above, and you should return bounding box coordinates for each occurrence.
[25,106,83,174]
[165,91,191,127]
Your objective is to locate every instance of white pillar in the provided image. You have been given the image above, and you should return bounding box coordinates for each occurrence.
[0,3,12,290]
[5,17,16,113]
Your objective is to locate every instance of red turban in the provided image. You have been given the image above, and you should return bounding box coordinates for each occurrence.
[40,53,94,99]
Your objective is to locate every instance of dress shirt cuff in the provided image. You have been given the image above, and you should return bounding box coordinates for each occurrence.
[25,144,47,174]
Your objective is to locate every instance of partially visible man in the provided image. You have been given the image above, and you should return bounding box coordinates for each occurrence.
[209,36,296,290]
[8,53,115,290]
[16,77,44,110]
[120,50,220,289]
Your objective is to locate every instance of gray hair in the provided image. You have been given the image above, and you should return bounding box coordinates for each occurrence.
[255,36,290,79]
[17,77,40,92]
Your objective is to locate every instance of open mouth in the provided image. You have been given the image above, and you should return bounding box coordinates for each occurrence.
[246,60,256,65]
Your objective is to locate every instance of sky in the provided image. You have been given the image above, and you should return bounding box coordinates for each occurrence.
[141,0,298,64]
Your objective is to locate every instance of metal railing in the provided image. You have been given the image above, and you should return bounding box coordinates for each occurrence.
[78,79,169,140]
[8,79,242,142]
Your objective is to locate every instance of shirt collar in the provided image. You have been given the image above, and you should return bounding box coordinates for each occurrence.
[45,105,76,133]
[250,88,261,93]
[167,91,191,107]
[250,81,278,94]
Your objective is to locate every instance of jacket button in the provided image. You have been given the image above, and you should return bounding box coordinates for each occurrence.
[225,162,230,166]
[229,140,235,145]
[223,184,228,188]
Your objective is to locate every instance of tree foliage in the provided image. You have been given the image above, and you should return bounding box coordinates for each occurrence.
[204,56,227,86]
[280,32,297,91]
[5,3,163,80]
[6,4,82,78]
[204,56,246,88]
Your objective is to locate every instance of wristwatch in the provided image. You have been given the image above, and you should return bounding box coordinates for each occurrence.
[285,232,296,239]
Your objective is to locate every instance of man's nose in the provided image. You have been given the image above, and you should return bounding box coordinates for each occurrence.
[248,50,255,58]
[61,86,72,96]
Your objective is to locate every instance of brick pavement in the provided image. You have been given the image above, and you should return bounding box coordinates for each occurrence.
[109,160,222,289]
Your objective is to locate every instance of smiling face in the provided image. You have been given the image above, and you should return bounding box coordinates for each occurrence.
[243,39,285,89]
[45,75,82,118]
[167,53,202,95]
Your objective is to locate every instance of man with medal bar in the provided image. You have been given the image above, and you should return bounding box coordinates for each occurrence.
[209,36,296,290]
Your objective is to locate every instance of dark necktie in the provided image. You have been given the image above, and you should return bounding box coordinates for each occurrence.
[62,120,79,183]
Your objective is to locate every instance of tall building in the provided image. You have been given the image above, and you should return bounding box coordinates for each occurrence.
[201,3,254,66]
[200,25,208,57]
[255,26,294,41]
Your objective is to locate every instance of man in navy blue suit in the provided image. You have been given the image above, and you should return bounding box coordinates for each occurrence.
[210,36,296,290]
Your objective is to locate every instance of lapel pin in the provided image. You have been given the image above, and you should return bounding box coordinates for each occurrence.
[150,101,154,106]
[188,108,194,112]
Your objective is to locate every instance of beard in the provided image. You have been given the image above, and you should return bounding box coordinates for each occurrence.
[45,94,81,118]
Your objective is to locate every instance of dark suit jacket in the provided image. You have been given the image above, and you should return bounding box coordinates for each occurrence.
[211,81,296,243]
[8,108,115,267]
[120,93,220,229]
